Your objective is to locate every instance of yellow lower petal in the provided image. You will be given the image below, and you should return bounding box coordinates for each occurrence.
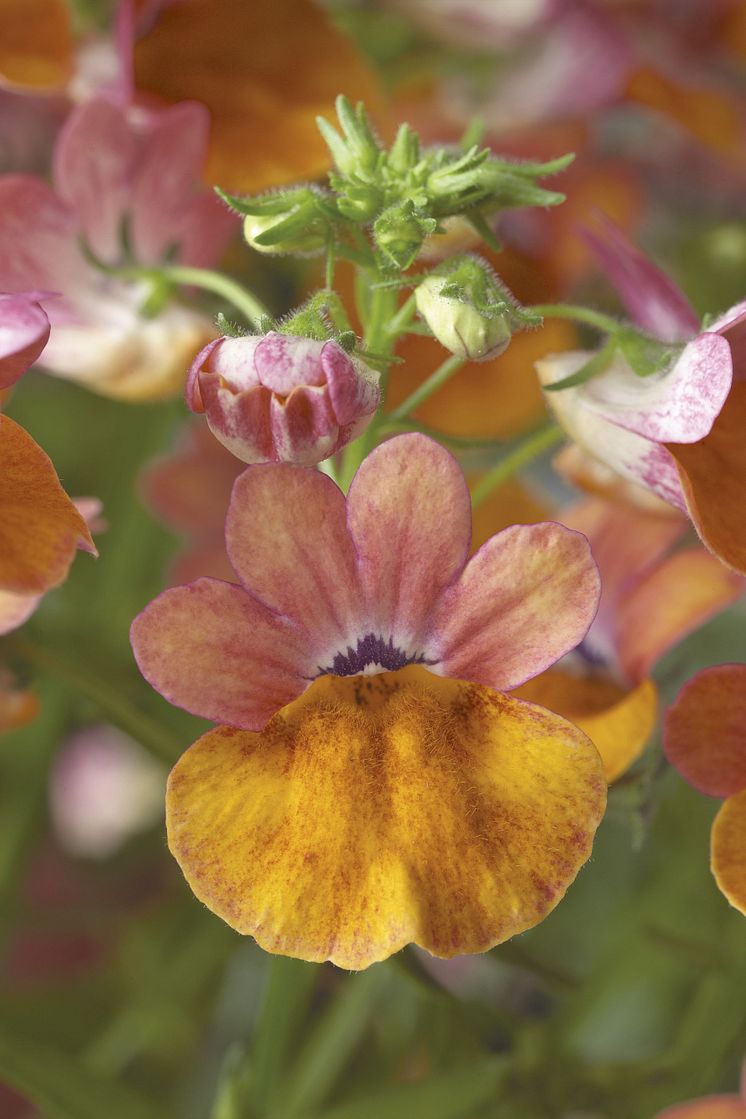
[167,666,606,970]
[712,790,746,916]
[514,670,657,784]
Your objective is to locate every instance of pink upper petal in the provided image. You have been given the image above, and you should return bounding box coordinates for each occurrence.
[254,333,327,393]
[538,351,689,511]
[581,216,699,344]
[130,578,309,730]
[346,434,472,646]
[130,100,225,265]
[53,98,136,262]
[225,464,364,658]
[269,386,338,465]
[322,343,380,424]
[0,293,50,388]
[0,176,89,297]
[429,523,600,691]
[0,589,42,636]
[712,300,746,382]
[584,334,733,444]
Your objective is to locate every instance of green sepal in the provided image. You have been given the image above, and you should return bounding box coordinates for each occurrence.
[544,339,618,392]
[373,201,437,270]
[617,327,682,377]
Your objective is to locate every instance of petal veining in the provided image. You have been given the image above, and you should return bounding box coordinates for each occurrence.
[166,666,606,970]
[431,523,600,691]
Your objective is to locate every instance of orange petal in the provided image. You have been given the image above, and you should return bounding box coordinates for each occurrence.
[552,443,679,514]
[386,320,575,440]
[469,477,548,553]
[627,67,746,171]
[0,0,73,90]
[616,548,744,684]
[133,0,385,191]
[514,669,656,784]
[0,669,38,735]
[667,383,746,575]
[711,789,746,917]
[167,666,606,969]
[664,665,746,798]
[0,415,95,594]
[656,1097,746,1119]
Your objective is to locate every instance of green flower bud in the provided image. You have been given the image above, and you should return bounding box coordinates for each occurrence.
[415,274,512,361]
[242,212,327,256]
[373,202,437,271]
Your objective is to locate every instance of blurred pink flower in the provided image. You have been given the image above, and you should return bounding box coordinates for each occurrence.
[0,96,235,400]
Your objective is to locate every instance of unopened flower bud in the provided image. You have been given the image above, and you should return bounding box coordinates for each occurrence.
[187,332,380,465]
[242,212,328,256]
[415,274,512,361]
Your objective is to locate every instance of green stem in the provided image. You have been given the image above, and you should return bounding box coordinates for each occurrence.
[7,636,182,765]
[111,262,270,330]
[470,422,564,508]
[530,302,621,336]
[384,291,418,338]
[388,354,464,422]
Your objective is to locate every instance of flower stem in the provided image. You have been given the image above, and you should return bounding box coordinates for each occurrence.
[470,422,564,508]
[154,265,270,329]
[388,354,464,422]
[530,302,621,336]
[7,636,182,765]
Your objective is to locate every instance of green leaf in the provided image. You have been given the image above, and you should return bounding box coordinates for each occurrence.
[0,1025,160,1119]
[309,1056,508,1119]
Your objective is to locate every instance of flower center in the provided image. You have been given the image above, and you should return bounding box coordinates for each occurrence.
[316,632,436,678]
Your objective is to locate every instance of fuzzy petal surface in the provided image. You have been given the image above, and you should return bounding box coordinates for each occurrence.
[0,415,95,594]
[582,336,732,444]
[0,292,50,388]
[538,351,688,510]
[130,578,310,730]
[712,790,746,917]
[616,550,744,684]
[346,434,472,644]
[664,665,746,798]
[430,523,600,692]
[226,465,364,657]
[515,669,657,784]
[166,666,606,970]
[667,383,746,574]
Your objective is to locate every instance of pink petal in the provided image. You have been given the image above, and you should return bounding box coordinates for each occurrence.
[0,589,42,636]
[52,98,135,262]
[130,101,219,265]
[269,385,338,465]
[712,300,746,381]
[254,333,327,393]
[0,293,50,388]
[130,578,309,730]
[322,343,380,424]
[539,351,689,510]
[0,176,88,296]
[584,333,733,444]
[175,191,237,270]
[199,377,274,463]
[581,216,699,343]
[225,465,365,658]
[616,549,744,683]
[346,434,472,645]
[430,523,600,691]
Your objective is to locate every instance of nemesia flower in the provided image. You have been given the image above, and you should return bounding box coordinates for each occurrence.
[187,332,381,465]
[537,218,746,573]
[506,497,743,782]
[664,664,746,917]
[0,294,95,599]
[131,434,606,968]
[0,95,233,400]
